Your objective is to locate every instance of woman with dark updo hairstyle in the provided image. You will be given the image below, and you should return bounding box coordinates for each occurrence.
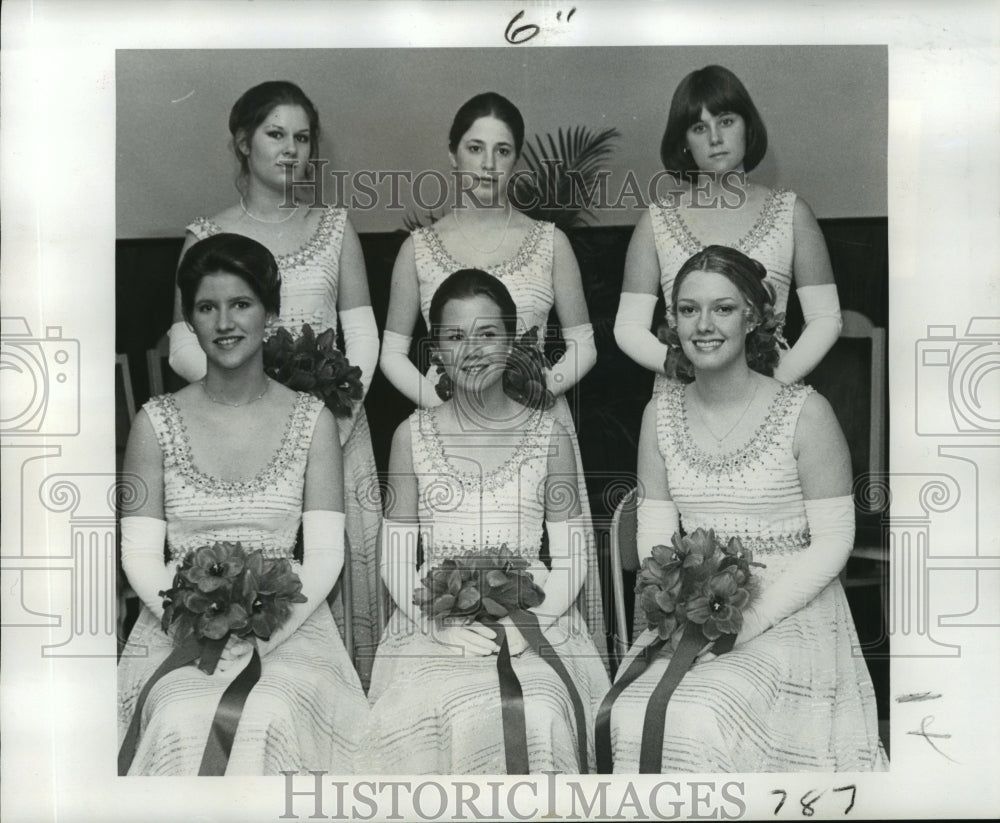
[165,80,383,688]
[364,269,609,774]
[119,234,367,775]
[603,245,885,772]
[614,65,843,390]
[379,90,607,662]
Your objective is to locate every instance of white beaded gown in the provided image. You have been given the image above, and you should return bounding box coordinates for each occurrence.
[360,407,611,774]
[608,382,887,772]
[649,188,797,394]
[187,208,382,688]
[117,393,368,775]
[410,221,607,662]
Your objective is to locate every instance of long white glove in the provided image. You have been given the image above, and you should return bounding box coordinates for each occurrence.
[379,518,422,625]
[120,516,172,619]
[547,323,597,396]
[737,496,854,644]
[339,306,379,398]
[167,321,207,383]
[257,510,345,655]
[379,330,443,408]
[772,284,843,384]
[614,292,668,373]
[529,517,589,630]
[636,497,680,566]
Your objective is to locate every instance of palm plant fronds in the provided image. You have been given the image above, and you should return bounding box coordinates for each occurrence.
[513,126,621,229]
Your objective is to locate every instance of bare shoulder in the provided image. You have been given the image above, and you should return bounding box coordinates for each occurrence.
[794,388,843,442]
[208,203,242,229]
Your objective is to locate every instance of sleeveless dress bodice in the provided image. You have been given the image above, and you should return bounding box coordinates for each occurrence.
[409,406,552,565]
[650,188,796,314]
[412,221,555,340]
[146,393,319,564]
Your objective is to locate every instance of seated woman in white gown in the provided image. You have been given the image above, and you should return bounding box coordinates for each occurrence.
[362,269,610,774]
[117,233,367,775]
[606,245,886,772]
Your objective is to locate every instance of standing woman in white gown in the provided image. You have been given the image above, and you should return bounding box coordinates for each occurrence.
[166,81,382,687]
[119,233,368,775]
[379,92,607,660]
[614,65,842,389]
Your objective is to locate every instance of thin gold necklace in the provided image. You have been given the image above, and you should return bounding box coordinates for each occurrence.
[240,196,299,224]
[200,378,271,408]
[451,205,513,256]
[692,379,759,444]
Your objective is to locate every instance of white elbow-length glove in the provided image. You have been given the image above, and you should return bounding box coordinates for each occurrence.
[614,292,668,373]
[529,516,589,630]
[736,496,854,644]
[636,497,681,566]
[547,323,597,396]
[772,284,843,384]
[379,330,443,408]
[257,510,345,655]
[120,516,172,619]
[339,306,379,398]
[167,321,207,384]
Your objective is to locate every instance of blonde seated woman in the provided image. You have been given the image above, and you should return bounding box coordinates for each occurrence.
[607,245,886,772]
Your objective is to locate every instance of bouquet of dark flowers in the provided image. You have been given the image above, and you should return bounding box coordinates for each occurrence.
[597,528,764,774]
[635,528,763,649]
[159,541,307,674]
[412,545,545,625]
[412,546,589,774]
[120,541,307,775]
[263,324,362,418]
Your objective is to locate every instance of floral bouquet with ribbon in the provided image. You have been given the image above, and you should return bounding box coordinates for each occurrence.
[596,529,763,773]
[412,546,590,774]
[118,541,307,776]
[263,323,362,418]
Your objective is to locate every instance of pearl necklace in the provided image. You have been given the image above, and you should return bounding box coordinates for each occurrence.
[240,196,299,224]
[200,378,271,408]
[451,205,514,255]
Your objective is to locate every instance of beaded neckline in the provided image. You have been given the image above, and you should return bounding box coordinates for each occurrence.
[190,207,343,268]
[659,188,787,256]
[665,380,808,475]
[158,392,316,495]
[421,219,548,277]
[419,406,549,488]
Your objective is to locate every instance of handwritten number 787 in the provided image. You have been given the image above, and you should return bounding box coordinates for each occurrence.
[770,786,856,815]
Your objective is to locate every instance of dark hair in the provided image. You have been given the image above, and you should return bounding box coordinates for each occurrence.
[178,233,281,321]
[448,92,525,158]
[429,268,552,410]
[228,81,321,178]
[662,245,782,381]
[659,65,768,180]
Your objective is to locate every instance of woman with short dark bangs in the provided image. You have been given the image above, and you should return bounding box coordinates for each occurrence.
[614,65,842,389]
[166,81,382,687]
